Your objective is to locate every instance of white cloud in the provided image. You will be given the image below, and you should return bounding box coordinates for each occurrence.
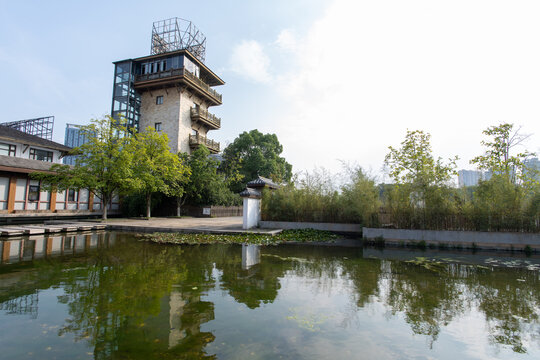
[229,40,271,83]
[267,0,540,175]
[275,29,297,52]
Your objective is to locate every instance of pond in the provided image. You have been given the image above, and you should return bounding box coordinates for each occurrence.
[0,232,539,359]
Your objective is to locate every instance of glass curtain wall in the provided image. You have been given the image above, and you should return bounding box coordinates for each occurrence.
[111,61,141,132]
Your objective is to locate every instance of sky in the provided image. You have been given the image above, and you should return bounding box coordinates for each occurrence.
[1,0,539,181]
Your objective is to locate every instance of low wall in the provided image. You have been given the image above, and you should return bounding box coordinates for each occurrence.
[260,221,362,233]
[363,227,540,250]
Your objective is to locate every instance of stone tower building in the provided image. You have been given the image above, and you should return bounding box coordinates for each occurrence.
[110,18,224,154]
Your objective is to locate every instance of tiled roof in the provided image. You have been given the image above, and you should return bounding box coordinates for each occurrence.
[239,187,262,198]
[246,176,280,189]
[0,125,72,152]
[0,155,62,173]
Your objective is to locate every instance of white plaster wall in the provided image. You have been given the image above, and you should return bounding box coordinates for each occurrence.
[15,178,26,201]
[56,190,65,210]
[243,197,261,229]
[2,140,64,163]
[0,177,9,208]
[79,189,89,210]
[39,189,50,210]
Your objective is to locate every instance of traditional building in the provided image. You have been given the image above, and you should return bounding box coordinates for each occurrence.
[0,124,119,217]
[111,18,224,154]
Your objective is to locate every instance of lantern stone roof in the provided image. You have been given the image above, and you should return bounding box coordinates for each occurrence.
[239,187,262,198]
[246,176,279,189]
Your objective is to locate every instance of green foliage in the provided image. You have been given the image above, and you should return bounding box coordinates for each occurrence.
[471,123,537,186]
[221,129,292,192]
[129,127,190,217]
[137,229,338,245]
[180,145,241,208]
[385,130,458,188]
[33,116,135,219]
[382,130,459,229]
[463,123,539,231]
[262,167,380,225]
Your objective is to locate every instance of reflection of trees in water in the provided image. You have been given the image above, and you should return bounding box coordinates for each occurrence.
[466,267,540,353]
[340,257,382,308]
[383,261,467,347]
[57,239,222,359]
[215,246,365,309]
[2,237,540,356]
[0,235,219,359]
[366,259,540,353]
[214,245,286,309]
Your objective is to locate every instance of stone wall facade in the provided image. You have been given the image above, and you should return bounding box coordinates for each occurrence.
[139,88,212,154]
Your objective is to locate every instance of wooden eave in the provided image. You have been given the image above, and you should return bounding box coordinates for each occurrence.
[114,49,225,86]
[134,76,222,106]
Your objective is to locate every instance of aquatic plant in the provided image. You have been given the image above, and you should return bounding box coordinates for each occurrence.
[136,228,338,246]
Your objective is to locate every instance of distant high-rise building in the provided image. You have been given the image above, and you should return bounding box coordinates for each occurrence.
[63,124,87,165]
[111,18,224,155]
[458,170,489,187]
[524,157,540,181]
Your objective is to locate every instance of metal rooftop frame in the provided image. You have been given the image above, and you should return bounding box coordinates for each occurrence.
[1,116,54,141]
[151,18,207,62]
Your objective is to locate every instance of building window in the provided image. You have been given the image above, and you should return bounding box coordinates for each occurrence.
[156,96,163,105]
[155,122,162,131]
[29,148,53,162]
[28,185,40,201]
[0,143,16,156]
[68,189,78,202]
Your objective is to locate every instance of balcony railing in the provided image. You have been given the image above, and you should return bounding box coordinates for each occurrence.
[135,67,222,103]
[190,107,221,129]
[189,134,220,153]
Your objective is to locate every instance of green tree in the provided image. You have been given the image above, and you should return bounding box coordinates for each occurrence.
[33,116,135,220]
[221,129,292,192]
[177,146,240,214]
[384,130,458,229]
[340,167,381,227]
[385,130,458,189]
[471,123,537,186]
[468,123,538,231]
[130,127,190,218]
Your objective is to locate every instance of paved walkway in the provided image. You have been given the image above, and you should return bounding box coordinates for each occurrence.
[98,216,282,235]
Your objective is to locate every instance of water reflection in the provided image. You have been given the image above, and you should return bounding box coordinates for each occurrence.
[241,244,260,270]
[0,234,539,359]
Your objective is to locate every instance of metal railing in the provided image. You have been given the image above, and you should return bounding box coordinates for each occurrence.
[190,107,221,128]
[135,67,222,103]
[189,134,220,153]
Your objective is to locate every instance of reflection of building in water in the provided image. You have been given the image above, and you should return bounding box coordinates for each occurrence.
[167,287,215,349]
[0,232,115,264]
[242,244,260,270]
[117,285,215,356]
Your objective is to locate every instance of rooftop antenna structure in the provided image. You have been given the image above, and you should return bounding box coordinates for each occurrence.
[1,116,54,140]
[151,18,206,63]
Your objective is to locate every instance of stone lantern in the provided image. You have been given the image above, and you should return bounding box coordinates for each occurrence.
[239,176,279,229]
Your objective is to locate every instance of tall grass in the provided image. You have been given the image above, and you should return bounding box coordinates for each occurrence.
[261,167,380,226]
[262,169,539,232]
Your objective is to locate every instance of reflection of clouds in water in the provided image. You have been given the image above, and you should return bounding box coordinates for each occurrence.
[445,310,503,360]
